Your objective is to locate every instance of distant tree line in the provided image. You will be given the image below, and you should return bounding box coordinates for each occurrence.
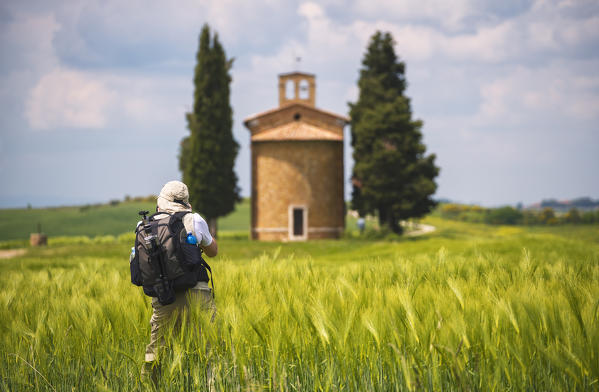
[123,195,157,203]
[438,203,599,225]
[77,195,157,212]
[538,197,599,211]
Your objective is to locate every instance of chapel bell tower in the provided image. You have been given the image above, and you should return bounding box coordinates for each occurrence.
[278,73,316,107]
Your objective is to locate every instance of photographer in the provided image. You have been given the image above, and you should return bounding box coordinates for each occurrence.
[138,180,217,384]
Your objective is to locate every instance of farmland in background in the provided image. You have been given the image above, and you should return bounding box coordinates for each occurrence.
[0,198,251,243]
[1,207,598,390]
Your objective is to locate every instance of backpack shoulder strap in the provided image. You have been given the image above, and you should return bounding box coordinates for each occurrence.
[167,211,190,245]
[171,211,189,220]
[170,211,191,229]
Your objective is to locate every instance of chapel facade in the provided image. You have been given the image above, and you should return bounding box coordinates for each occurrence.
[244,72,348,240]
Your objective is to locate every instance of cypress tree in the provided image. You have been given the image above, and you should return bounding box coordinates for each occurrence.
[180,24,240,237]
[350,31,439,234]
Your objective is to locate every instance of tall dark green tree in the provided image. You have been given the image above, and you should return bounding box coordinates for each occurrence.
[179,24,239,237]
[350,31,439,234]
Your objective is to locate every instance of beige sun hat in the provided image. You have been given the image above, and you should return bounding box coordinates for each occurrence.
[157,180,192,213]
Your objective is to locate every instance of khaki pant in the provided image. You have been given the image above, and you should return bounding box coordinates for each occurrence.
[144,281,215,362]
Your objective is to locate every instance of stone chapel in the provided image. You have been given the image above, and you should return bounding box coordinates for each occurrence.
[244,72,348,240]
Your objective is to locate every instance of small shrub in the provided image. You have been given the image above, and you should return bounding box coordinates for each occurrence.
[93,235,117,244]
[485,206,523,225]
[538,208,556,225]
[581,211,597,224]
[48,236,92,246]
[0,239,29,249]
[563,208,581,224]
[117,232,136,243]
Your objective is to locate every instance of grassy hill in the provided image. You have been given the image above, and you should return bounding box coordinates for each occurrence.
[0,198,251,241]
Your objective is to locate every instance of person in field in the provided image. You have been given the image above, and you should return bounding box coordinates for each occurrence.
[137,180,218,384]
[357,217,366,234]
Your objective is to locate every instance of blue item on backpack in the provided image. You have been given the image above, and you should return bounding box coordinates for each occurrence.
[186,233,197,244]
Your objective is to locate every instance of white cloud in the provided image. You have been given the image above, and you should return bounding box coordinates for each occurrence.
[347,1,598,65]
[2,8,191,131]
[298,2,367,64]
[43,0,300,67]
[26,68,113,129]
[352,0,474,31]
[475,62,599,127]
[25,68,190,131]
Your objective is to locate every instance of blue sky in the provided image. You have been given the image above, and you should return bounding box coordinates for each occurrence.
[0,0,598,208]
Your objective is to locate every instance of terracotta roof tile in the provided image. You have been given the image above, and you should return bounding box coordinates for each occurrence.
[252,122,343,141]
[244,102,349,125]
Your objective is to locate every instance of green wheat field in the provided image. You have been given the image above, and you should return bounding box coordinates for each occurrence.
[0,202,598,391]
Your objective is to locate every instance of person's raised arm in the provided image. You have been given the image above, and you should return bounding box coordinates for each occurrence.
[202,238,218,257]
[193,213,218,257]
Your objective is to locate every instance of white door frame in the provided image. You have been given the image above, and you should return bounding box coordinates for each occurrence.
[288,204,308,241]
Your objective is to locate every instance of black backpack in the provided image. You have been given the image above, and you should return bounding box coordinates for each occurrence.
[130,211,211,305]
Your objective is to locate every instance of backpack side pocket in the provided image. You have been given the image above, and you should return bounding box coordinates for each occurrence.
[130,238,143,286]
[180,242,202,268]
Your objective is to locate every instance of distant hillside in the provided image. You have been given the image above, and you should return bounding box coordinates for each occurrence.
[0,199,250,241]
[528,197,599,212]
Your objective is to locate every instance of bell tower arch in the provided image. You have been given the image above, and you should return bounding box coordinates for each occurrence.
[278,72,316,107]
